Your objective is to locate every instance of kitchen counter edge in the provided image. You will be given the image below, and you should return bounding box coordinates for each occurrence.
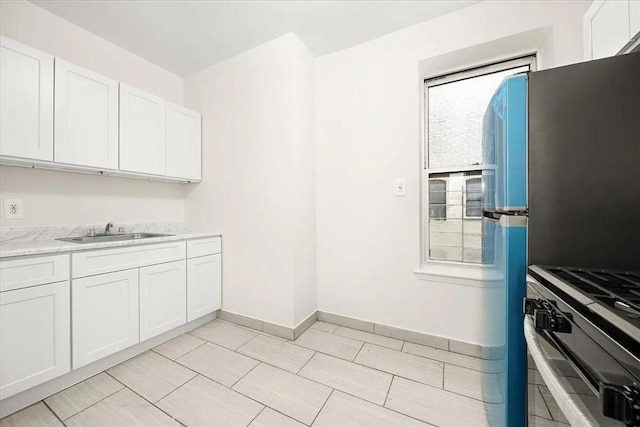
[0,231,223,259]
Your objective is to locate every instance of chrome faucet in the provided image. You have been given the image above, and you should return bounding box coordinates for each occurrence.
[105,222,114,235]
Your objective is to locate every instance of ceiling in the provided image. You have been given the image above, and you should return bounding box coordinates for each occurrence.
[30,0,478,77]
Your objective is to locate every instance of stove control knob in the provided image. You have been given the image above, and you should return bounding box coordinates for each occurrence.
[600,383,640,426]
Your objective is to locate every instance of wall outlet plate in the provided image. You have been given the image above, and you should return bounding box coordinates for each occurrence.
[395,179,406,196]
[4,199,24,219]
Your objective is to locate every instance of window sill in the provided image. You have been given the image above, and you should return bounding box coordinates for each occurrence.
[414,263,503,288]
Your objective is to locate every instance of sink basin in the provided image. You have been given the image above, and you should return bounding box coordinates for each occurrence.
[57,233,173,244]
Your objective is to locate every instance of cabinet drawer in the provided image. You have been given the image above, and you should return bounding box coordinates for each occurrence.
[187,237,221,258]
[0,254,69,292]
[72,241,185,278]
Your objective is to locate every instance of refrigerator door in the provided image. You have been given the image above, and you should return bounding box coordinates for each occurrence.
[481,74,529,427]
[528,52,640,270]
[483,215,528,427]
[482,74,528,213]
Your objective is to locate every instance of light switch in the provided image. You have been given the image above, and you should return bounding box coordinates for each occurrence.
[395,179,406,196]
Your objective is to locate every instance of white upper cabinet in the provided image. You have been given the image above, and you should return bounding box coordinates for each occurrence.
[119,84,167,175]
[0,36,202,182]
[632,1,640,36]
[54,59,119,170]
[166,102,202,181]
[0,37,54,161]
[584,0,640,60]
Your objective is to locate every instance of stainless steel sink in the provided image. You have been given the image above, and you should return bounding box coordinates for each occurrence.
[57,233,173,244]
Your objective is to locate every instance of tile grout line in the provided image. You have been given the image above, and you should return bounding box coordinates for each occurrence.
[117,377,190,426]
[152,338,208,361]
[283,320,494,372]
[442,363,446,389]
[351,340,366,362]
[48,374,127,423]
[101,372,185,425]
[41,400,66,425]
[308,388,335,426]
[227,358,408,421]
[229,361,262,388]
[152,369,199,404]
[379,377,442,427]
[382,374,394,407]
[225,335,446,423]
[295,350,319,375]
[536,384,557,422]
[349,353,496,404]
[245,405,266,426]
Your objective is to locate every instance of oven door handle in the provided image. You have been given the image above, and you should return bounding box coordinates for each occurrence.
[524,316,600,427]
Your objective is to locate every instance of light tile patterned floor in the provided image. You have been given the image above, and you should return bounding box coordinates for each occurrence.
[2,319,519,427]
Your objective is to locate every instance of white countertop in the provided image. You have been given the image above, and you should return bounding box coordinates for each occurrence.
[0,223,222,258]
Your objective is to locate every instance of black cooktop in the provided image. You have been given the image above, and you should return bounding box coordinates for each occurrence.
[535,266,640,332]
[545,267,640,320]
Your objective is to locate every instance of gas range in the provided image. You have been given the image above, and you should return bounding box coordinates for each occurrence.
[528,266,640,361]
[526,265,640,426]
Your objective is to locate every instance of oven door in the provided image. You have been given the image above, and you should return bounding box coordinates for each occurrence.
[525,278,633,427]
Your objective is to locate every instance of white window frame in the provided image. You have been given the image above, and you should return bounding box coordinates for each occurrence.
[417,55,536,283]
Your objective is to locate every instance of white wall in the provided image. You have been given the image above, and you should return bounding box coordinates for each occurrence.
[315,0,590,344]
[184,33,316,328]
[0,0,186,230]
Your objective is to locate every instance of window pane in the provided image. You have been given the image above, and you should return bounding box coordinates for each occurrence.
[465,177,483,217]
[427,66,528,169]
[429,179,446,219]
[428,171,486,263]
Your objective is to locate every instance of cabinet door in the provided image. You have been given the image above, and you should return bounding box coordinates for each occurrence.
[166,102,201,181]
[0,281,70,399]
[54,59,119,170]
[119,84,166,175]
[588,0,631,59]
[73,269,139,368]
[139,260,186,341]
[187,254,221,322]
[631,1,640,38]
[0,37,54,161]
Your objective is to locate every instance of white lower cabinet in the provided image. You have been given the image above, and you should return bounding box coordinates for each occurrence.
[0,237,221,401]
[72,269,139,369]
[139,260,186,341]
[187,254,222,322]
[0,281,70,400]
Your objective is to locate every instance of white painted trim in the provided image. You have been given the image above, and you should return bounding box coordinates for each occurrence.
[417,28,549,276]
[0,156,199,184]
[420,54,535,270]
[414,263,503,288]
[218,309,318,340]
[583,0,607,60]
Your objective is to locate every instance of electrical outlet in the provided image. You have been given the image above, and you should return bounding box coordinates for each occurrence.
[395,179,406,196]
[4,199,24,219]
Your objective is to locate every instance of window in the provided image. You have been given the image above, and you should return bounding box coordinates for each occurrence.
[423,56,535,265]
